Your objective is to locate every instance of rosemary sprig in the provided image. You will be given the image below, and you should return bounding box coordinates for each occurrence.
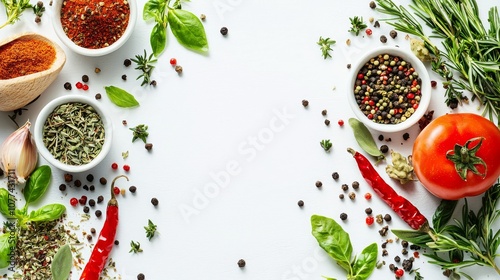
[129,240,143,253]
[0,0,31,29]
[131,50,157,86]
[317,36,336,59]
[376,0,500,126]
[348,16,368,36]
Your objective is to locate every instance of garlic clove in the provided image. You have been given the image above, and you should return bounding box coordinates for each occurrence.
[0,121,38,184]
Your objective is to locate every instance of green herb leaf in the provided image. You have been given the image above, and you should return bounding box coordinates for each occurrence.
[24,165,51,205]
[130,124,149,143]
[311,215,352,271]
[129,240,143,253]
[51,244,72,280]
[143,0,164,21]
[0,232,13,268]
[352,242,378,279]
[151,22,168,57]
[167,9,208,52]
[391,229,433,246]
[317,36,336,59]
[320,139,333,152]
[144,219,158,240]
[348,16,367,36]
[28,203,66,222]
[348,118,385,161]
[0,188,15,218]
[105,86,140,108]
[432,199,458,233]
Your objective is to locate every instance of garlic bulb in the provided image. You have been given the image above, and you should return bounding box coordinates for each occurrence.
[0,121,38,183]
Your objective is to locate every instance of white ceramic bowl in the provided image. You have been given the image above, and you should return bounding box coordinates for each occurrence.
[348,46,431,133]
[34,95,112,173]
[51,0,136,56]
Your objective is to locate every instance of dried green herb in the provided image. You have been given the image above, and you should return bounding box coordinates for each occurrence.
[130,240,143,253]
[51,244,73,280]
[317,36,336,59]
[348,16,368,36]
[105,86,140,108]
[144,219,157,240]
[130,124,149,143]
[320,139,332,152]
[131,50,157,86]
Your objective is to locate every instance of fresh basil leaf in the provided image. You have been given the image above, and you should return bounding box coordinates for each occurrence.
[151,22,167,57]
[0,232,14,268]
[167,9,208,52]
[24,165,51,205]
[143,0,163,21]
[321,277,336,280]
[105,86,140,108]
[311,215,352,271]
[432,199,458,233]
[391,229,433,246]
[0,188,15,218]
[352,243,378,280]
[28,203,66,222]
[51,244,72,280]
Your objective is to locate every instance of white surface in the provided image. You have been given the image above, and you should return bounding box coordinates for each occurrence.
[0,0,498,279]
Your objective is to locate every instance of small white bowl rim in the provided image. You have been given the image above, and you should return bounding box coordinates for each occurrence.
[51,0,137,57]
[34,95,113,173]
[348,46,431,133]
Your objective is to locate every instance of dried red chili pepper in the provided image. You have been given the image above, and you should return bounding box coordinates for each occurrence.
[80,175,128,280]
[347,148,428,231]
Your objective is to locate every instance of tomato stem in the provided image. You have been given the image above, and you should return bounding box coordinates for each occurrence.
[445,137,487,180]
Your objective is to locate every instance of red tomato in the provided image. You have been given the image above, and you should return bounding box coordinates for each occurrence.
[412,113,500,200]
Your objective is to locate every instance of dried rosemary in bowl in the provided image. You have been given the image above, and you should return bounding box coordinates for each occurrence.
[42,102,105,166]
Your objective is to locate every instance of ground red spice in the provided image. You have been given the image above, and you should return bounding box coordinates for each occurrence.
[0,38,56,79]
[60,0,130,49]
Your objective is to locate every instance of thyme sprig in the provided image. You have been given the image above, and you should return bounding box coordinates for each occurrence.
[144,219,157,240]
[131,50,157,86]
[376,0,500,126]
[393,183,500,278]
[317,36,336,59]
[0,0,31,29]
[348,16,368,36]
[129,240,143,253]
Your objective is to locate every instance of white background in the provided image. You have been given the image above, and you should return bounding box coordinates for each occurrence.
[0,0,498,279]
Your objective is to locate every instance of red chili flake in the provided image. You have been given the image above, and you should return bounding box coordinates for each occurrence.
[76,82,83,89]
[366,216,374,225]
[364,193,372,200]
[82,84,89,91]
[113,186,120,195]
[111,162,118,170]
[338,119,344,126]
[70,197,78,206]
[60,0,130,49]
[169,58,177,65]
[123,164,130,172]
[365,29,373,36]
[395,268,404,277]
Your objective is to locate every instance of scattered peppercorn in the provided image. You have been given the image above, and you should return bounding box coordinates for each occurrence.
[99,177,107,185]
[378,134,384,141]
[220,27,228,35]
[124,59,132,67]
[389,263,396,271]
[403,133,410,141]
[369,1,376,8]
[113,187,120,195]
[366,216,374,225]
[122,120,128,126]
[339,194,345,199]
[352,181,360,189]
[145,143,153,150]
[302,99,309,107]
[63,82,72,90]
[315,181,322,188]
[380,145,389,154]
[74,180,82,187]
[431,80,437,88]
[341,184,349,191]
[382,241,388,249]
[79,195,87,205]
[129,186,137,193]
[200,14,206,21]
[365,207,373,215]
[395,268,405,277]
[150,80,157,86]
[338,119,344,126]
[297,200,304,207]
[95,93,102,100]
[394,256,401,263]
[374,21,380,28]
[120,188,126,195]
[175,65,183,74]
[237,259,246,268]
[332,172,339,180]
[97,195,104,203]
[410,244,421,250]
[83,206,90,213]
[94,67,101,73]
[382,249,388,256]
[379,225,389,236]
[70,197,78,206]
[347,64,351,69]
[82,75,89,83]
[401,248,408,255]
[82,84,89,91]
[59,184,66,191]
[348,192,356,200]
[321,109,327,116]
[376,214,384,224]
[324,119,330,126]
[384,214,392,222]
[90,227,96,234]
[137,273,145,280]
[389,30,398,39]
[365,29,373,36]
[89,185,95,191]
[114,240,120,245]
[340,213,348,220]
[401,240,409,248]
[364,192,372,200]
[151,198,159,206]
[402,258,413,271]
[95,210,102,217]
[83,185,89,191]
[380,35,387,43]
[88,199,95,207]
[64,173,73,182]
[87,234,92,241]
[111,162,118,170]
[122,74,127,80]
[123,165,131,172]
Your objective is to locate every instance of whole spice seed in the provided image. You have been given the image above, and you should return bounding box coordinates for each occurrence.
[390,30,398,39]
[137,273,145,280]
[0,38,56,79]
[99,177,107,185]
[124,59,131,67]
[129,185,137,193]
[321,109,327,116]
[315,181,322,188]
[340,213,348,220]
[64,82,72,90]
[297,200,304,207]
[220,27,228,35]
[380,35,388,43]
[59,183,66,191]
[145,143,153,150]
[302,99,309,107]
[42,102,105,166]
[75,179,82,187]
[95,93,102,100]
[237,259,246,268]
[175,65,183,74]
[60,0,130,49]
[353,54,422,124]
[82,75,89,83]
[332,172,339,180]
[324,119,330,126]
[151,198,159,206]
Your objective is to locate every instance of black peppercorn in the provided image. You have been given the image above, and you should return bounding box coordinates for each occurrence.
[365,207,373,215]
[64,173,73,182]
[95,93,102,100]
[332,172,339,180]
[90,227,96,234]
[380,145,389,154]
[237,259,246,268]
[297,200,304,207]
[95,210,102,217]
[83,206,90,213]
[390,30,398,39]
[220,27,228,35]
[321,109,327,116]
[129,186,137,193]
[63,82,72,90]
[378,134,384,141]
[369,1,376,9]
[403,133,410,141]
[87,234,92,241]
[145,143,153,150]
[340,213,348,220]
[389,263,396,271]
[315,181,322,188]
[394,256,401,262]
[341,184,349,191]
[89,199,96,207]
[374,21,380,28]
[384,214,392,221]
[58,184,66,191]
[114,240,120,245]
[99,177,107,185]
[82,75,89,83]
[339,193,344,199]
[324,119,330,126]
[151,198,159,206]
[97,195,104,203]
[150,80,157,86]
[137,273,145,280]
[347,63,351,69]
[124,59,132,67]
[302,99,309,107]
[83,185,89,191]
[380,35,387,43]
[89,185,95,191]
[351,181,360,189]
[74,180,82,187]
[121,74,127,81]
[401,240,409,248]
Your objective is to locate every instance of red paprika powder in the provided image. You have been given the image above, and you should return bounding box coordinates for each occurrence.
[60,0,130,49]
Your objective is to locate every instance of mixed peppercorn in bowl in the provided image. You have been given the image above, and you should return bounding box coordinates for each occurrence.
[348,46,431,133]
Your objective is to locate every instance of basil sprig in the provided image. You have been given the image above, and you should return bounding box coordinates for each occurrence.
[105,86,140,108]
[143,0,208,56]
[0,165,66,268]
[311,215,378,280]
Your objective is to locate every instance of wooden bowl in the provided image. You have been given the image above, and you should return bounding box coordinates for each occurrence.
[0,33,66,112]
